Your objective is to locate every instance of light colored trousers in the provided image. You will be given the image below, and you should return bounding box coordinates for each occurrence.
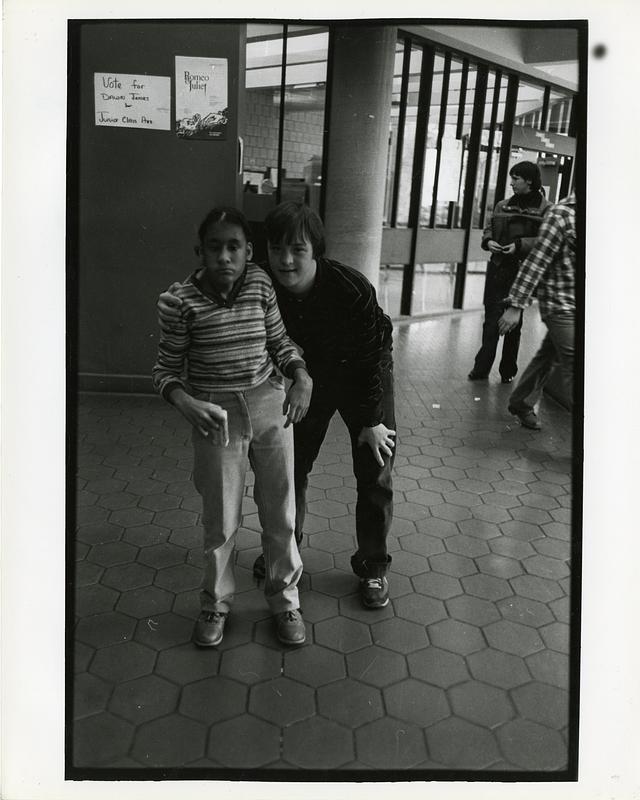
[509,311,575,414]
[192,375,302,614]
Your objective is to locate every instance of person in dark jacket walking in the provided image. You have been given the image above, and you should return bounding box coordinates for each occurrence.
[468,161,552,383]
[157,202,396,610]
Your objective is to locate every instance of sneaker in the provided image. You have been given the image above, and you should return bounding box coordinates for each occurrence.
[360,576,390,609]
[509,407,541,430]
[501,376,514,384]
[275,609,306,646]
[468,372,488,381]
[193,611,227,647]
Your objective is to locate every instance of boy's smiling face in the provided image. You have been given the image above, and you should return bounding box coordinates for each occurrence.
[267,235,317,296]
[198,220,252,297]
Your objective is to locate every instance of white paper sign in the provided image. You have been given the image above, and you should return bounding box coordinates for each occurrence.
[94,73,170,130]
[175,56,228,139]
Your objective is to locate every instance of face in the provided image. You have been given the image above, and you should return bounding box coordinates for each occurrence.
[267,235,317,296]
[198,220,252,296]
[510,173,533,195]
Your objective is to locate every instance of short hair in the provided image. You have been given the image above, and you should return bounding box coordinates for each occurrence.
[197,206,253,244]
[509,160,542,192]
[264,201,326,257]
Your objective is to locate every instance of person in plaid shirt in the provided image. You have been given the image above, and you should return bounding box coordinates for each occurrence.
[497,192,576,430]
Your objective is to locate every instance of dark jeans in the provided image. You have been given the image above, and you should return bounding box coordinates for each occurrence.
[293,355,395,576]
[473,301,523,380]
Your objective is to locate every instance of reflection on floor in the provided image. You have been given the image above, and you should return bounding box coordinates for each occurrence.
[72,308,575,775]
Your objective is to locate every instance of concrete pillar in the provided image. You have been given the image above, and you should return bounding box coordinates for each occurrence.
[323,26,397,291]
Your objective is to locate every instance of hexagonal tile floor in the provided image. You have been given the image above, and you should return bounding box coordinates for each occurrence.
[71,311,577,776]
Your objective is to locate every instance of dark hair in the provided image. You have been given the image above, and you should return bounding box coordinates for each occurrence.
[509,160,542,192]
[264,201,325,257]
[197,206,253,244]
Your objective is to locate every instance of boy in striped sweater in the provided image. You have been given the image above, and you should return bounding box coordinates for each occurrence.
[152,207,312,647]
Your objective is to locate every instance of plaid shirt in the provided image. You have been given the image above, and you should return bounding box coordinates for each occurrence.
[507,193,576,320]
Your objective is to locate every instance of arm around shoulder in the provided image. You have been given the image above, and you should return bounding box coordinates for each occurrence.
[157,281,185,328]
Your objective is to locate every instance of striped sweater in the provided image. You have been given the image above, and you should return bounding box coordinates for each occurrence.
[152,263,306,401]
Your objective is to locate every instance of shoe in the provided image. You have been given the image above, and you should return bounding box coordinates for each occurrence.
[501,376,514,384]
[509,407,541,430]
[193,611,227,647]
[275,609,306,646]
[253,553,266,582]
[468,372,488,381]
[360,576,390,609]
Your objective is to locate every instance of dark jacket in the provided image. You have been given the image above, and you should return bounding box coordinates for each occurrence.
[266,257,393,429]
[481,193,552,305]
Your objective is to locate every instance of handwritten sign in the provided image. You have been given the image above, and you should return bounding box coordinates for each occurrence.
[175,56,228,140]
[94,73,170,130]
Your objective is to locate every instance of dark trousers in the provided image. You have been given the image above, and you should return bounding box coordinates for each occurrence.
[293,356,395,577]
[473,302,523,380]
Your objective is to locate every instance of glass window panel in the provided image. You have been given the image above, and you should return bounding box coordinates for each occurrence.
[419,54,446,226]
[281,29,329,214]
[538,153,565,203]
[383,111,399,226]
[471,71,497,227]
[460,66,477,138]
[391,41,406,102]
[383,42,408,226]
[411,263,457,314]
[514,80,546,129]
[243,24,284,202]
[436,58,463,228]
[455,65,477,219]
[432,57,466,228]
[548,91,573,135]
[395,46,423,227]
[484,82,508,214]
[463,261,487,309]
[378,264,404,317]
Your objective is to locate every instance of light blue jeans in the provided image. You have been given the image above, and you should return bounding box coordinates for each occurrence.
[508,310,575,414]
[192,375,302,614]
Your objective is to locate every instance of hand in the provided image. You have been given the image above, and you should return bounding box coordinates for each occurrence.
[357,423,396,467]
[501,243,516,255]
[487,240,503,254]
[157,282,183,329]
[498,306,522,336]
[283,371,312,427]
[171,390,229,445]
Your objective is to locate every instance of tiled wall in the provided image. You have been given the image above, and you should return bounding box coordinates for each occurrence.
[244,88,324,179]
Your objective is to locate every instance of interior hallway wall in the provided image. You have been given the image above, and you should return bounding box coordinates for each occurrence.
[74,22,244,391]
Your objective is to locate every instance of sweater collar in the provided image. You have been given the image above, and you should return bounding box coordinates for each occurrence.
[191,264,249,308]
